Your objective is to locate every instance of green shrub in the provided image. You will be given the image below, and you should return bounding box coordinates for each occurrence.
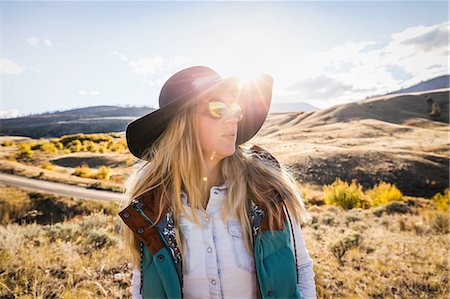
[323,178,366,210]
[372,207,384,217]
[366,182,403,207]
[43,223,84,243]
[43,222,118,249]
[329,231,362,265]
[373,201,411,217]
[79,212,109,230]
[85,228,118,249]
[345,213,362,224]
[398,218,407,231]
[429,212,449,234]
[430,102,441,117]
[321,213,335,225]
[431,189,449,212]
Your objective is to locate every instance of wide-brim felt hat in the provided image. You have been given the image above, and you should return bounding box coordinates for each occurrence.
[126,66,273,160]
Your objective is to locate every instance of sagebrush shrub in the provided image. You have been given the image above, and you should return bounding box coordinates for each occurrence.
[429,212,449,234]
[329,231,362,264]
[374,201,411,217]
[85,228,118,249]
[321,213,335,225]
[43,223,83,243]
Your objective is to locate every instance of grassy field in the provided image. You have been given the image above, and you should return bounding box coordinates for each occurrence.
[0,183,448,298]
[0,131,448,298]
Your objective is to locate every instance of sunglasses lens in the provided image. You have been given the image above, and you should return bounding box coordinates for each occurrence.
[208,101,226,118]
[208,101,243,120]
[230,102,243,120]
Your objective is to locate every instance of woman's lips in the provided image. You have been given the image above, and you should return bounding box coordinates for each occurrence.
[222,134,236,140]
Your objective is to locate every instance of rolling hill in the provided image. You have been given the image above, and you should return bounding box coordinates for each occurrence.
[1,75,447,138]
[0,106,154,138]
[253,88,449,198]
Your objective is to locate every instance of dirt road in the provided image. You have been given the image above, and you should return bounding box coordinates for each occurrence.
[0,172,124,202]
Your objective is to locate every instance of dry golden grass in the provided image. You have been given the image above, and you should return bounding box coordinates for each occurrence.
[305,203,449,298]
[0,185,128,298]
[0,184,448,298]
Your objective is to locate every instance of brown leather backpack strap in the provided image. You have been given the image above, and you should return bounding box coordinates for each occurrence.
[118,192,168,255]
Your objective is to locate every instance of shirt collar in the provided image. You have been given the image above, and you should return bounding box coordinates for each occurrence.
[180,180,228,206]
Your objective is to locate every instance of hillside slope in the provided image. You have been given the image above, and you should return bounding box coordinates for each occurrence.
[254,89,449,198]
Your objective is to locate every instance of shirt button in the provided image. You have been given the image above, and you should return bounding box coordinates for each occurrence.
[213,190,219,195]
[205,216,211,222]
[210,279,217,285]
[207,247,212,253]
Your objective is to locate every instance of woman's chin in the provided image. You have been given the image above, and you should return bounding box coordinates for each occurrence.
[217,146,236,159]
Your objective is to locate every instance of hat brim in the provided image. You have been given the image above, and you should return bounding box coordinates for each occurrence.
[126,74,273,160]
[236,74,273,145]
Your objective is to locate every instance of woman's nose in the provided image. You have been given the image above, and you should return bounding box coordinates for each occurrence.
[224,113,241,124]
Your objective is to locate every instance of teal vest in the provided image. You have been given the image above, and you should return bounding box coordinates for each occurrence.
[119,198,302,299]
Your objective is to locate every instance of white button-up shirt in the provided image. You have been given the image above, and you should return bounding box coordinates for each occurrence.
[132,182,317,299]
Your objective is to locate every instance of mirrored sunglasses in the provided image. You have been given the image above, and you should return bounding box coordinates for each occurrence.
[208,101,243,121]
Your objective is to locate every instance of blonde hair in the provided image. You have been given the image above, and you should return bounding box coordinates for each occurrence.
[119,100,312,270]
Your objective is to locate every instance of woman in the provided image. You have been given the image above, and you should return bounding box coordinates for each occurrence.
[119,66,317,299]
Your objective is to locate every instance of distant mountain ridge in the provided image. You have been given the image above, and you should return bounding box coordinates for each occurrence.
[269,102,319,113]
[27,105,153,118]
[386,74,449,95]
[1,76,447,138]
[0,106,155,138]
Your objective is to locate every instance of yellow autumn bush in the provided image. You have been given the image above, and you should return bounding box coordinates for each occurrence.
[366,182,403,207]
[431,189,449,212]
[323,178,367,210]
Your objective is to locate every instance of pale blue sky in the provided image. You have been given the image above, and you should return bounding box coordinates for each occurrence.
[1,1,448,117]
